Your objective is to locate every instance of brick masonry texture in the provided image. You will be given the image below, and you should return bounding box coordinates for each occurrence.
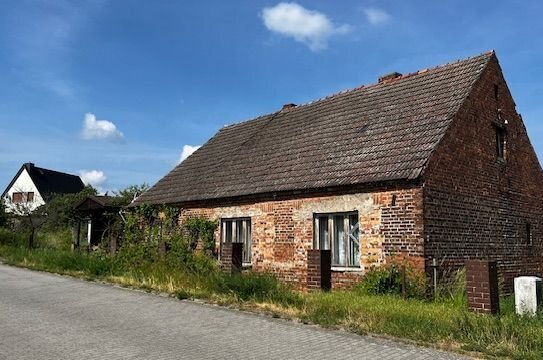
[466,260,500,314]
[423,55,543,293]
[181,187,424,289]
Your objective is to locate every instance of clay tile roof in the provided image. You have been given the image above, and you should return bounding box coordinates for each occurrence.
[134,52,494,205]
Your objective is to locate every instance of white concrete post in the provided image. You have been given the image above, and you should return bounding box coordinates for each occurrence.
[514,276,542,316]
[86,219,92,246]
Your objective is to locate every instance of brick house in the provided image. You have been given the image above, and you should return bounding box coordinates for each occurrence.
[134,51,543,291]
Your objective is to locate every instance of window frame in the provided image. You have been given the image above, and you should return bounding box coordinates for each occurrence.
[526,222,533,247]
[313,211,360,269]
[495,125,506,162]
[12,192,24,203]
[220,217,252,266]
[11,191,34,203]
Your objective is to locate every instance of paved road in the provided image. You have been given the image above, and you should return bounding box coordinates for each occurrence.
[0,264,467,359]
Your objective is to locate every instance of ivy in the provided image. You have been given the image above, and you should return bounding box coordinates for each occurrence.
[183,217,218,254]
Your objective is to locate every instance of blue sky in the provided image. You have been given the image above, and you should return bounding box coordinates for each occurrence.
[1,0,543,193]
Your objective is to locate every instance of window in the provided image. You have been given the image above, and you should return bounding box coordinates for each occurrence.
[314,212,360,268]
[527,222,533,246]
[221,218,252,264]
[11,192,34,203]
[12,192,23,203]
[496,126,506,160]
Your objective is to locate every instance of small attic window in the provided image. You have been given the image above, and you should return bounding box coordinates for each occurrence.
[526,222,533,246]
[495,126,506,161]
[11,192,34,203]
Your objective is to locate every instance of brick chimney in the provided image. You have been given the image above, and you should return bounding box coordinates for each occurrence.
[281,103,297,111]
[378,72,402,83]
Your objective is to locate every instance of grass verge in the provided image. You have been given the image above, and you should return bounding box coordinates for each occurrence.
[1,244,543,359]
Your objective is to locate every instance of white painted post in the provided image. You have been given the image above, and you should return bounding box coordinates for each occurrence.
[514,276,542,316]
[87,219,92,246]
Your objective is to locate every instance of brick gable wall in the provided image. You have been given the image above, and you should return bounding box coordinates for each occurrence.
[423,55,543,292]
[180,187,424,289]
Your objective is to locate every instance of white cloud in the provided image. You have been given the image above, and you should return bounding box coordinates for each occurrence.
[79,170,107,187]
[261,2,351,51]
[179,145,201,163]
[364,8,391,25]
[82,113,125,141]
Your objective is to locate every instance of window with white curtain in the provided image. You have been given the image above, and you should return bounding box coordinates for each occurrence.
[221,218,252,265]
[313,212,360,268]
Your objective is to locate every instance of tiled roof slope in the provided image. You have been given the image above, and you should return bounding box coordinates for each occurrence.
[135,52,493,205]
[2,163,85,199]
[26,163,85,198]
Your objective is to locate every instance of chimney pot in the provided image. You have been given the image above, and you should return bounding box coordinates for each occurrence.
[378,72,402,83]
[281,103,297,111]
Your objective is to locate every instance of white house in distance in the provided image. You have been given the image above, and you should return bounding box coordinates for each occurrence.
[2,163,85,213]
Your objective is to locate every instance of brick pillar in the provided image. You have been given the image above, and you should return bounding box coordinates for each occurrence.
[307,249,332,291]
[466,260,500,314]
[221,243,243,274]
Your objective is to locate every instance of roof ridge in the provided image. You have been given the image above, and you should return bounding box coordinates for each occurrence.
[292,50,495,109]
[221,50,494,130]
[32,165,80,178]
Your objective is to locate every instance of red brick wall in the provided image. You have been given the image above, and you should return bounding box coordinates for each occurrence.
[179,187,425,289]
[465,260,500,314]
[423,54,543,292]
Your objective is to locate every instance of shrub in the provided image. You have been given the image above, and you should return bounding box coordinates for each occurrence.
[0,228,26,247]
[355,262,426,299]
[42,186,97,231]
[0,199,8,228]
[183,217,217,254]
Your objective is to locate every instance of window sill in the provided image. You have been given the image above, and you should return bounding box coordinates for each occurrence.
[331,266,363,272]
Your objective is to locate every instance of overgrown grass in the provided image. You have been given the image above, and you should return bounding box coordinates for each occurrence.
[2,242,543,358]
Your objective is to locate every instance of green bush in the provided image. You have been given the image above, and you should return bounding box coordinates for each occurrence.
[42,186,97,231]
[355,263,426,299]
[0,228,27,247]
[183,217,217,254]
[0,199,8,228]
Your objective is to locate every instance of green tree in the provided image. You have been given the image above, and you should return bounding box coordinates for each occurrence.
[113,183,150,205]
[43,185,98,231]
[7,194,46,248]
[0,199,8,228]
